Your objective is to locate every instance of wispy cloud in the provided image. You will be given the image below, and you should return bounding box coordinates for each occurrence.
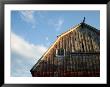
[55,19,64,31]
[45,36,51,47]
[11,32,47,59]
[11,32,48,77]
[48,18,64,31]
[45,37,49,41]
[19,10,36,28]
[11,53,34,77]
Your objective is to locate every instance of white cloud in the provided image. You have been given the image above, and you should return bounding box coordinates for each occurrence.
[45,37,51,47]
[11,32,47,59]
[45,37,49,41]
[48,18,64,31]
[11,32,48,77]
[19,10,36,28]
[11,53,35,77]
[55,19,64,31]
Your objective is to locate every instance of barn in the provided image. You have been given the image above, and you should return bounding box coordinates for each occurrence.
[30,21,100,77]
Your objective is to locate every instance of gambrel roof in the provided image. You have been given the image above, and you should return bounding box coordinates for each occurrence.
[30,22,100,72]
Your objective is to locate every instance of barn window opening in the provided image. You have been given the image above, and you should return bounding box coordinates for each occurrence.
[82,43,84,51]
[56,48,65,57]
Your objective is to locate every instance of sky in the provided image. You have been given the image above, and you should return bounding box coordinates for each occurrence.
[11,10,100,77]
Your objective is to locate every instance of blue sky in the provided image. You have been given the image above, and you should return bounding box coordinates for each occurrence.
[11,10,100,77]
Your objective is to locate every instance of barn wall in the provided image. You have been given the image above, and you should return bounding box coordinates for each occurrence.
[44,26,100,60]
[32,26,100,77]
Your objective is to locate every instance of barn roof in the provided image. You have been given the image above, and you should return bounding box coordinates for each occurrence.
[30,22,100,72]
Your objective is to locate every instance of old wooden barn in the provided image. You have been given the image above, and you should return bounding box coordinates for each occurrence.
[30,21,100,77]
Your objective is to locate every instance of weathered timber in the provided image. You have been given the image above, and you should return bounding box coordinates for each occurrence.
[30,23,100,77]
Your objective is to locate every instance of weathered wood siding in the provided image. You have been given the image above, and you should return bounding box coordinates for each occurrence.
[31,24,100,77]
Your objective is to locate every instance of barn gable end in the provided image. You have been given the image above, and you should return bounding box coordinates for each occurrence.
[30,23,100,77]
